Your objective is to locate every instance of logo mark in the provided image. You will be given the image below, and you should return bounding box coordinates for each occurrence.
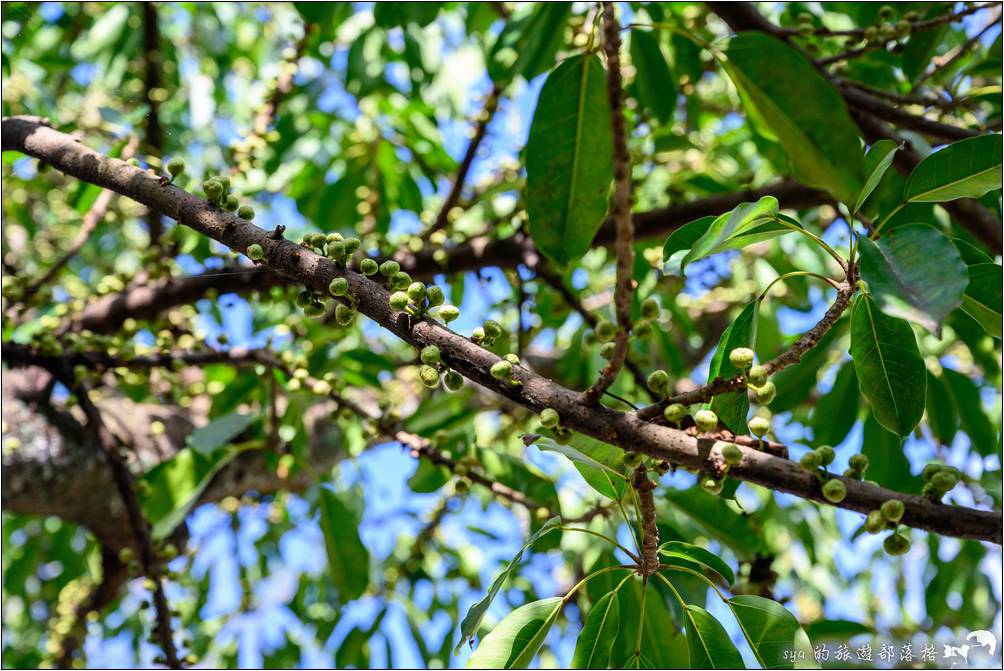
[966,630,997,657]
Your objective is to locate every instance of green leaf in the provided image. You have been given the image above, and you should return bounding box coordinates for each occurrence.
[925,370,958,446]
[630,29,676,125]
[681,196,780,271]
[707,301,758,433]
[466,597,563,668]
[663,487,763,559]
[186,412,257,455]
[456,517,561,652]
[858,224,969,334]
[663,216,715,273]
[854,140,898,213]
[724,32,863,204]
[683,605,745,669]
[849,294,926,437]
[810,360,858,447]
[611,581,687,669]
[729,595,817,669]
[318,487,370,601]
[861,412,918,493]
[536,435,628,500]
[571,590,621,669]
[408,458,452,493]
[658,540,735,587]
[960,263,1003,339]
[904,134,1003,203]
[488,3,572,83]
[952,237,993,265]
[525,54,613,265]
[942,368,1000,456]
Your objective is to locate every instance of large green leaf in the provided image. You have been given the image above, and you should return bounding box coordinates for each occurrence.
[662,487,763,559]
[456,517,561,652]
[611,581,687,669]
[849,294,926,437]
[861,412,918,493]
[724,32,863,204]
[466,597,563,668]
[858,224,968,334]
[925,370,958,446]
[854,140,898,213]
[684,605,745,669]
[319,487,370,601]
[680,196,782,271]
[942,368,1000,456]
[707,301,758,433]
[630,29,676,125]
[960,263,1003,339]
[525,54,614,265]
[659,541,735,588]
[904,134,1003,203]
[186,412,257,455]
[571,590,621,669]
[488,3,572,83]
[810,360,859,447]
[728,595,817,669]
[536,434,628,500]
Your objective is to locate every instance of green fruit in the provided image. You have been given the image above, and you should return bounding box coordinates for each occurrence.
[360,258,379,276]
[694,409,718,433]
[326,240,346,260]
[483,319,503,340]
[930,470,959,493]
[746,365,768,387]
[328,277,349,297]
[504,353,520,365]
[843,468,862,480]
[883,532,911,556]
[595,319,617,343]
[247,243,265,261]
[822,478,847,503]
[864,510,886,534]
[490,359,513,380]
[848,454,869,475]
[701,475,724,495]
[553,427,572,445]
[334,304,354,326]
[633,320,653,338]
[815,445,835,467]
[881,499,905,523]
[118,547,135,563]
[540,408,560,429]
[623,452,644,468]
[389,272,412,291]
[600,342,615,360]
[326,232,344,242]
[380,260,400,277]
[729,347,755,370]
[878,5,893,19]
[921,462,944,481]
[748,415,770,438]
[471,326,486,343]
[343,237,361,254]
[664,403,687,422]
[419,364,440,388]
[752,381,776,405]
[389,291,410,311]
[217,175,230,193]
[647,369,669,393]
[303,301,325,317]
[721,442,743,466]
[640,297,660,320]
[420,345,441,365]
[203,179,223,200]
[443,370,464,392]
[223,194,239,211]
[800,451,821,471]
[407,282,427,303]
[426,285,445,307]
[438,304,460,323]
[295,290,312,308]
[237,205,255,221]
[167,157,185,177]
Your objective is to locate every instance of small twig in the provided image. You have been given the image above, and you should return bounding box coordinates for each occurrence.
[583,2,636,405]
[913,10,1002,88]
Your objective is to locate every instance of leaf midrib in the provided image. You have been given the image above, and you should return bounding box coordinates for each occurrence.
[563,55,592,237]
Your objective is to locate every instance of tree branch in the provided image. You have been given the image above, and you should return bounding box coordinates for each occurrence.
[5,116,998,544]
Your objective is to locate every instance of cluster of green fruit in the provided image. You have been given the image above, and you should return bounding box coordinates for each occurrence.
[698,441,749,495]
[920,462,961,500]
[538,407,573,444]
[416,344,464,392]
[862,499,912,556]
[853,6,921,45]
[471,318,505,348]
[187,162,255,221]
[799,445,855,503]
[588,297,661,359]
[490,352,523,387]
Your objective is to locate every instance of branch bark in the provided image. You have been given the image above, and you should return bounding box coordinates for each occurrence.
[5,116,998,544]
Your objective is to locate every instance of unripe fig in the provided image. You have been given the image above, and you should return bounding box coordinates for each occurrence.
[326,233,344,243]
[878,5,893,19]
[640,297,660,320]
[443,370,464,392]
[438,304,460,323]
[407,282,427,303]
[490,359,513,380]
[419,364,440,388]
[217,175,230,192]
[303,301,325,317]
[745,363,767,386]
[664,403,687,422]
[595,319,617,343]
[380,260,400,277]
[695,409,718,433]
[881,499,905,523]
[822,478,846,503]
[426,285,445,307]
[815,445,835,467]
[553,427,573,445]
[752,381,776,405]
[800,451,821,471]
[647,369,669,393]
[224,194,239,211]
[295,290,313,308]
[389,272,412,291]
[721,442,743,466]
[343,237,361,254]
[237,205,255,221]
[748,415,770,438]
[334,304,354,326]
[623,452,644,468]
[540,408,560,429]
[328,277,349,297]
[600,342,615,360]
[203,179,223,200]
[504,353,520,365]
[389,291,410,311]
[483,319,504,340]
[634,320,653,338]
[359,258,379,276]
[247,243,265,261]
[729,347,755,370]
[921,462,944,481]
[167,157,185,178]
[701,475,724,495]
[930,470,959,493]
[420,345,441,365]
[326,240,346,260]
[471,326,486,343]
[864,510,886,534]
[883,532,910,556]
[848,454,869,474]
[118,547,135,563]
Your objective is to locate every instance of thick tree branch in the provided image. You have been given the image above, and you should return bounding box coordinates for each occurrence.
[5,116,999,544]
